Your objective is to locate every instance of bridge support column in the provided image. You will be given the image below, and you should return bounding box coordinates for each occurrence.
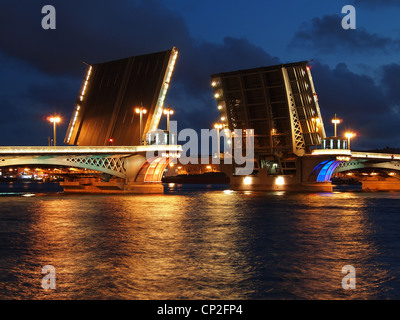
[61,154,169,194]
[361,177,400,192]
[229,166,333,192]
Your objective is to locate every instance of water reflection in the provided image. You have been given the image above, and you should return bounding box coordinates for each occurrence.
[286,193,391,299]
[0,189,399,299]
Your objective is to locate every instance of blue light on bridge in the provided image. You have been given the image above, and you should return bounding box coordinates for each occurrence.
[315,160,343,182]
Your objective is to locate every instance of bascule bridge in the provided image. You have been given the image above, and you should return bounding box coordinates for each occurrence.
[0,47,181,193]
[211,61,400,192]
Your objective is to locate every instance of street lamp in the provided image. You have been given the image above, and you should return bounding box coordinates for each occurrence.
[135,105,147,145]
[48,116,61,146]
[163,106,174,145]
[331,114,341,137]
[214,123,223,158]
[163,106,174,132]
[345,132,355,150]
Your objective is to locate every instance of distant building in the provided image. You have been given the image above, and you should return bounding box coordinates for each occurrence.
[164,156,222,176]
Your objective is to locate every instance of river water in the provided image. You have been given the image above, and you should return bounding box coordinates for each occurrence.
[0,182,399,300]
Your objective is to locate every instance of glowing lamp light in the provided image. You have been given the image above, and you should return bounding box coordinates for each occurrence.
[275,176,285,186]
[214,123,223,130]
[48,116,61,124]
[211,81,217,87]
[218,105,223,110]
[135,108,147,114]
[345,132,355,139]
[243,176,252,185]
[163,108,174,115]
[214,93,220,99]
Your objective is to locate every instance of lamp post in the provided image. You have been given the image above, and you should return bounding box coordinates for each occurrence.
[331,114,341,137]
[163,106,174,144]
[48,116,61,146]
[214,123,223,158]
[135,105,147,145]
[345,132,355,150]
[163,106,174,132]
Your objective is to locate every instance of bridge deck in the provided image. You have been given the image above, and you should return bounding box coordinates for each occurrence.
[311,149,400,160]
[0,145,182,155]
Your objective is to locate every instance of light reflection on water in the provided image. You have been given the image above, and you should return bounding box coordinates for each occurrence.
[0,184,400,299]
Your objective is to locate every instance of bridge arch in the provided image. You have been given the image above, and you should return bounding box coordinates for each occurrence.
[308,159,343,182]
[308,159,400,183]
[0,155,127,178]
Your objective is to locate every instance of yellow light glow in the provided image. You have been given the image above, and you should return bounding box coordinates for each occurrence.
[214,123,223,129]
[275,176,285,186]
[214,93,220,99]
[163,108,174,115]
[345,132,355,139]
[312,117,320,124]
[332,119,341,124]
[48,116,61,123]
[211,81,217,87]
[243,176,252,185]
[135,107,147,114]
[218,105,223,110]
[221,117,226,121]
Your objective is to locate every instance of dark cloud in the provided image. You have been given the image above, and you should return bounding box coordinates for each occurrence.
[311,61,400,149]
[0,0,280,145]
[1,0,399,150]
[290,14,397,54]
[380,63,400,110]
[0,0,191,76]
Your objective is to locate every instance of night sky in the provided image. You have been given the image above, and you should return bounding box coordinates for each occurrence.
[0,0,399,150]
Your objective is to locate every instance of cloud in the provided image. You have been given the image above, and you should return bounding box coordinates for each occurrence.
[290,14,397,55]
[0,0,280,145]
[380,63,400,110]
[0,0,191,76]
[310,61,400,149]
[1,0,399,150]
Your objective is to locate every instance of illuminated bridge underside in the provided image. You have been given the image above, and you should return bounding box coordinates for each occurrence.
[335,160,400,173]
[308,152,400,183]
[308,160,343,182]
[0,145,182,193]
[0,155,128,178]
